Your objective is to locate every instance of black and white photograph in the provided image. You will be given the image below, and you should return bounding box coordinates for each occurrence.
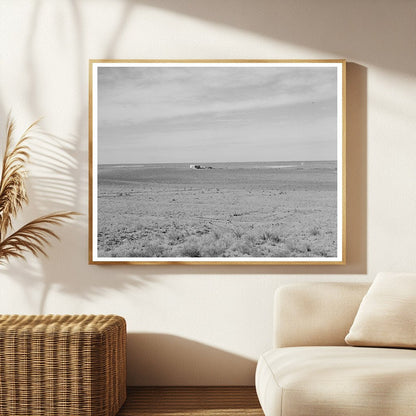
[89,60,345,264]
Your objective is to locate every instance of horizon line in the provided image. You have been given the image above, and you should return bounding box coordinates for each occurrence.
[98,159,337,166]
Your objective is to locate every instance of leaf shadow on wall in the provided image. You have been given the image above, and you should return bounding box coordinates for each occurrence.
[126,333,257,386]
[0,0,160,313]
[0,126,154,314]
[135,0,413,76]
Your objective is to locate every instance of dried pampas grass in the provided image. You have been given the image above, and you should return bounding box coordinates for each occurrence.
[0,116,78,264]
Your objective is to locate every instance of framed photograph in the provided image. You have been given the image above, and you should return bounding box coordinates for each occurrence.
[89,60,346,265]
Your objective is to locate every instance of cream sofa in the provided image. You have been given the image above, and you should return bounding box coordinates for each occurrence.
[255,282,416,416]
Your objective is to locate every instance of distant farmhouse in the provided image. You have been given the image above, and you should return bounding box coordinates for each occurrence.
[189,164,213,170]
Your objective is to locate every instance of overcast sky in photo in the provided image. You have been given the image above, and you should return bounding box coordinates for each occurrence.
[97,64,338,164]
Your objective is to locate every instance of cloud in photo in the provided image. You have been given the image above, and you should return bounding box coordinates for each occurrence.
[97,64,338,164]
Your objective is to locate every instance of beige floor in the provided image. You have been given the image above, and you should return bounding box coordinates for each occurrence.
[117,386,263,416]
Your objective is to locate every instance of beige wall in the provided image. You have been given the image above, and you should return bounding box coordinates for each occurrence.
[0,0,415,385]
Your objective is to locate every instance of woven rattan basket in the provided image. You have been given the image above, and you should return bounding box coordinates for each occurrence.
[0,314,126,416]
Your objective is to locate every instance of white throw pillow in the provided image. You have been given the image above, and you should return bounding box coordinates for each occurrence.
[345,272,416,348]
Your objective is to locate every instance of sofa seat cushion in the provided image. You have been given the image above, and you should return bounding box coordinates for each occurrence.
[256,346,416,416]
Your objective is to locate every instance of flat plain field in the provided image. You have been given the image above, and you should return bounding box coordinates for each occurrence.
[96,161,338,259]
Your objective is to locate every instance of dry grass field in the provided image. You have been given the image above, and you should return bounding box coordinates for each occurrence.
[96,161,338,259]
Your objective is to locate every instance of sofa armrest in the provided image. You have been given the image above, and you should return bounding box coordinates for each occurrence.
[274,282,370,348]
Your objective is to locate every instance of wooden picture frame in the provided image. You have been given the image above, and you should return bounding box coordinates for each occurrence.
[89,60,346,265]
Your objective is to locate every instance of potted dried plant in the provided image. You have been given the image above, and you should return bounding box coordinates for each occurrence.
[0,117,77,264]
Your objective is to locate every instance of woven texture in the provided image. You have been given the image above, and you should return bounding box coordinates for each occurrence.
[0,314,126,416]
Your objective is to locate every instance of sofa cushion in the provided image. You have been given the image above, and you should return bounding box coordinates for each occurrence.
[345,272,416,348]
[256,346,416,416]
[274,283,370,348]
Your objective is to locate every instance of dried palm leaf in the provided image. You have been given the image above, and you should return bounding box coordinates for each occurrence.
[0,117,38,238]
[0,212,78,264]
[0,116,79,264]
